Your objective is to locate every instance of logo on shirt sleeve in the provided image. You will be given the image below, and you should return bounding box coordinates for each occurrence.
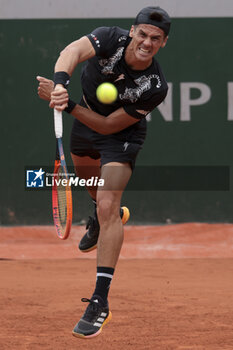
[118,35,127,42]
[91,34,100,48]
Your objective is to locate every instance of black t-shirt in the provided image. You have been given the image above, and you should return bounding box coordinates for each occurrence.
[72,26,168,144]
[82,26,168,120]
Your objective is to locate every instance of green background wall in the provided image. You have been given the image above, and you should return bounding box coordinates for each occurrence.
[1,18,233,224]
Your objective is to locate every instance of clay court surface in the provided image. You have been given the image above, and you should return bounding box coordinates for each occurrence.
[1,223,233,349]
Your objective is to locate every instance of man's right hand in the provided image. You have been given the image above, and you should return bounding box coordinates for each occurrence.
[50,84,69,111]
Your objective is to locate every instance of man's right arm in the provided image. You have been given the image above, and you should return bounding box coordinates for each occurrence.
[54,36,95,76]
[50,36,96,109]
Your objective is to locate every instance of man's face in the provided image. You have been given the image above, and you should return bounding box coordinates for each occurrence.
[129,24,168,65]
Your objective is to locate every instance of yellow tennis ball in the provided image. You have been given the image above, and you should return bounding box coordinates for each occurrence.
[96,82,118,104]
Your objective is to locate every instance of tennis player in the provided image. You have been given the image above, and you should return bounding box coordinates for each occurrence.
[37,6,171,339]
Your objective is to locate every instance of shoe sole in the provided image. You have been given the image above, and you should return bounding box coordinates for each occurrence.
[121,206,130,225]
[72,311,112,339]
[80,207,130,253]
[80,243,97,253]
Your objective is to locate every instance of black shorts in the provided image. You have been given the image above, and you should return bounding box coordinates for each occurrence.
[70,100,147,169]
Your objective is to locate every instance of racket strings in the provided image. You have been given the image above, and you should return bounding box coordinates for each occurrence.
[57,166,68,228]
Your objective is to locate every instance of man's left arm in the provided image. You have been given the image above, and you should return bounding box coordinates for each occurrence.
[70,104,139,135]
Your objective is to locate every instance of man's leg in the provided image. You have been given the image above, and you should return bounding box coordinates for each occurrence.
[96,162,132,267]
[72,162,132,339]
[71,153,100,200]
[72,153,130,252]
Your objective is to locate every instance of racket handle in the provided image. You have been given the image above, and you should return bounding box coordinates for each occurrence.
[54,109,63,138]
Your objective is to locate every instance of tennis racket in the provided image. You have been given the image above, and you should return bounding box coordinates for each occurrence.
[52,109,72,239]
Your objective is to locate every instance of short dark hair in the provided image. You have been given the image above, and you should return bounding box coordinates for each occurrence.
[149,12,163,22]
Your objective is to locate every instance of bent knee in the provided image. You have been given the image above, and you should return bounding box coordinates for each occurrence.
[97,197,120,223]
